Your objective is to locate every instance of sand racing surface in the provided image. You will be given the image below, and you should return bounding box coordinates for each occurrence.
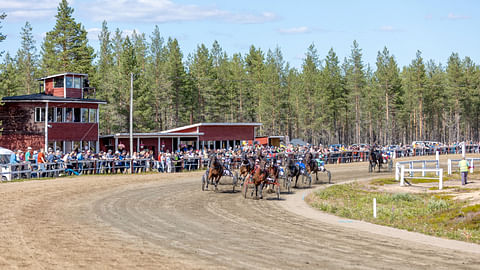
[1,160,480,269]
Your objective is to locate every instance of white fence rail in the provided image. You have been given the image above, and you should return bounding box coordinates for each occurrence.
[399,165,444,190]
[395,160,439,180]
[447,158,480,175]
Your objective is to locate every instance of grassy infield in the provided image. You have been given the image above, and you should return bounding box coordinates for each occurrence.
[308,174,480,243]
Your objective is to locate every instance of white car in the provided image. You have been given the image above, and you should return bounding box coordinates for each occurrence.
[0,147,14,181]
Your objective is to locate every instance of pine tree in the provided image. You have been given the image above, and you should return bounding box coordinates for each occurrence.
[93,21,116,134]
[0,12,6,57]
[374,47,402,144]
[165,38,187,127]
[40,0,94,75]
[16,21,38,95]
[189,43,214,122]
[0,53,19,98]
[345,40,366,144]
[146,25,170,131]
[300,43,320,142]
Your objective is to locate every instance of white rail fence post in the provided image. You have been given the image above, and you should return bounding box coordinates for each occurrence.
[400,165,405,187]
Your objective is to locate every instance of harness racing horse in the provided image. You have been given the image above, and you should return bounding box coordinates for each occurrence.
[239,154,254,185]
[368,150,382,172]
[305,152,331,184]
[304,152,319,183]
[285,157,302,188]
[204,155,224,191]
[249,159,269,199]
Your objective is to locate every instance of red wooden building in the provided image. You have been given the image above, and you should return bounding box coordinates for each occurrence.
[100,122,262,155]
[0,73,106,152]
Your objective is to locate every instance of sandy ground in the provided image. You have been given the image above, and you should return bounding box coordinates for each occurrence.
[1,156,480,269]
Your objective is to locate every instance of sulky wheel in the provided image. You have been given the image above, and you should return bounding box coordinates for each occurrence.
[326,170,331,183]
[201,174,206,191]
[276,184,280,200]
[308,174,312,188]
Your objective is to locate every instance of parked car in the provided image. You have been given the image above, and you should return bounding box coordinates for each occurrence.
[0,147,13,181]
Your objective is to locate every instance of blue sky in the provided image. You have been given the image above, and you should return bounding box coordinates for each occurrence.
[0,0,478,69]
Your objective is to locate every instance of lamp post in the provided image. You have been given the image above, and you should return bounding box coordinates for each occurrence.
[130,73,133,158]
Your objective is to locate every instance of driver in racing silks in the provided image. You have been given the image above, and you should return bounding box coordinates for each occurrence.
[296,157,306,173]
[315,154,326,172]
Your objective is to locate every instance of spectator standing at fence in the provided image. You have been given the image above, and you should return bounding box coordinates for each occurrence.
[166,153,172,173]
[25,147,34,163]
[37,148,47,177]
[459,157,470,185]
[10,149,19,164]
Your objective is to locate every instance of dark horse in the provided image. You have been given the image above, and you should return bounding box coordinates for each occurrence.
[368,150,382,172]
[305,152,319,182]
[286,156,301,188]
[206,154,224,191]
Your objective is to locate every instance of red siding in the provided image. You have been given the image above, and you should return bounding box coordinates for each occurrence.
[0,134,44,151]
[48,123,98,141]
[255,137,269,145]
[199,125,254,141]
[45,79,54,95]
[65,88,82,98]
[53,87,64,97]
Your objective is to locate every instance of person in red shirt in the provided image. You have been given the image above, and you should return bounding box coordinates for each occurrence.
[37,148,47,177]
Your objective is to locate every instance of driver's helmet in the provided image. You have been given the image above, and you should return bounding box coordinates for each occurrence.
[276,159,281,164]
[298,157,303,161]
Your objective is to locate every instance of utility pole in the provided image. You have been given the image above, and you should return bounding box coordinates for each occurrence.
[130,73,133,157]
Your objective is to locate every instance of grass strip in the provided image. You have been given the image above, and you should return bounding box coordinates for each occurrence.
[308,182,480,243]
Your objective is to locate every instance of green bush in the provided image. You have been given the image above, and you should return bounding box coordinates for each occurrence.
[427,199,449,213]
[391,193,418,202]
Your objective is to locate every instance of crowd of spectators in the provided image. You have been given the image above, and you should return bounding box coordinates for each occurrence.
[6,141,480,179]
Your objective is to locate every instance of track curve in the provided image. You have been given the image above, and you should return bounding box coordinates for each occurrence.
[0,163,479,269]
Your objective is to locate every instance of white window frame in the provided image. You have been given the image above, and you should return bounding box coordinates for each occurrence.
[35,107,45,122]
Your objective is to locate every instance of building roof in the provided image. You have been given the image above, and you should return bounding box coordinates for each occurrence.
[37,73,88,80]
[2,93,106,104]
[162,122,262,133]
[100,132,204,139]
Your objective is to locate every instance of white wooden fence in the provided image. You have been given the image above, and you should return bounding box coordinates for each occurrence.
[399,165,444,190]
[395,160,439,180]
[447,158,480,175]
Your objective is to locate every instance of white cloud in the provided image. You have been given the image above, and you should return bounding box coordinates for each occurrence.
[447,13,470,20]
[278,26,310,34]
[0,0,59,21]
[84,0,277,24]
[86,27,102,41]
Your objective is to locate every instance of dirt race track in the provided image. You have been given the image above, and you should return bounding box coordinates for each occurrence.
[1,160,480,269]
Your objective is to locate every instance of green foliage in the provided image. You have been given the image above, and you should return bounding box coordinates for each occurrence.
[40,0,94,74]
[461,204,480,213]
[16,21,38,95]
[427,198,449,213]
[0,12,6,56]
[310,183,480,243]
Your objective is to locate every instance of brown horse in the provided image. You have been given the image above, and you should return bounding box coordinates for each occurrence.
[206,155,224,191]
[239,154,254,184]
[250,159,269,199]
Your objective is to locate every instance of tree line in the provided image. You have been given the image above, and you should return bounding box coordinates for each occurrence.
[1,0,479,145]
